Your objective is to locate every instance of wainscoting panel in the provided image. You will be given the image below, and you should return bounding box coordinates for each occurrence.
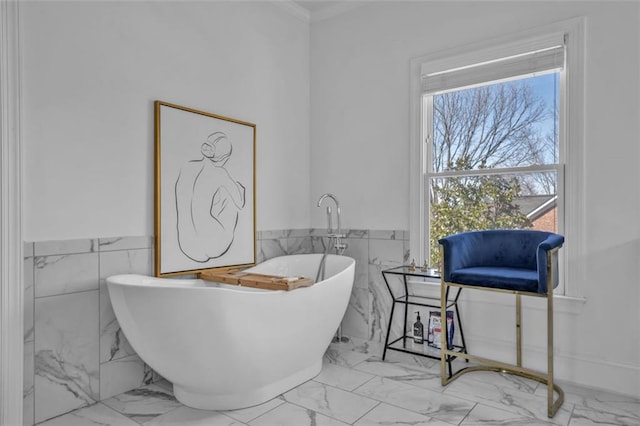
[23,229,405,425]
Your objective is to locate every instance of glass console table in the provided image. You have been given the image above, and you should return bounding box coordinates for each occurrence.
[381,265,467,377]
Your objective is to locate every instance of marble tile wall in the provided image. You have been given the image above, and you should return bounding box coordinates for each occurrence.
[23,237,156,425]
[23,229,408,425]
[258,229,410,345]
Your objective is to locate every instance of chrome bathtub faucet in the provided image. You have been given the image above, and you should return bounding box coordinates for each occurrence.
[316,193,346,254]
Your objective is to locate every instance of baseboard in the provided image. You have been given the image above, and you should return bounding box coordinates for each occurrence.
[339,333,640,399]
[463,336,640,398]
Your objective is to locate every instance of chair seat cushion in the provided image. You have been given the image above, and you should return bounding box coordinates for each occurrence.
[450,266,538,292]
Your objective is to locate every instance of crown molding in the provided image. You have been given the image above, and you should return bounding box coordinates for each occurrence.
[274,1,311,23]
[275,1,365,24]
[310,2,364,23]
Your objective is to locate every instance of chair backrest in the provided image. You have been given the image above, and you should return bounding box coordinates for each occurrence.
[439,229,555,270]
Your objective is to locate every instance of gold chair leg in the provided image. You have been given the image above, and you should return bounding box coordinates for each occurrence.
[516,293,522,368]
[438,284,564,418]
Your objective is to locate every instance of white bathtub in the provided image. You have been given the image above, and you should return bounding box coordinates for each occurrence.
[106,254,355,410]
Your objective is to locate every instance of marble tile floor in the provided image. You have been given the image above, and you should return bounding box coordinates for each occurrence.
[38,341,640,426]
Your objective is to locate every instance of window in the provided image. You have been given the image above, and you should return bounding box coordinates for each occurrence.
[409,20,585,296]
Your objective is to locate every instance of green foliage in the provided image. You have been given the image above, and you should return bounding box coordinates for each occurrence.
[428,159,532,266]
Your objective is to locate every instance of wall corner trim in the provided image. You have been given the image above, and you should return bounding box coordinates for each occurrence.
[0,0,24,424]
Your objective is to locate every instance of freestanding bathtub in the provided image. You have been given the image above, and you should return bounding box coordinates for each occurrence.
[106,253,355,410]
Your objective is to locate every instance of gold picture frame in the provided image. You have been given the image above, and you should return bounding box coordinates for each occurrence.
[154,101,256,276]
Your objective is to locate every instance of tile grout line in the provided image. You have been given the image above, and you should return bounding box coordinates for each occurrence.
[30,254,36,426]
[241,396,286,424]
[566,403,576,426]
[276,393,355,426]
[457,402,478,426]
[349,400,381,425]
[344,366,469,424]
[349,373,379,394]
[349,370,479,424]
[97,248,102,404]
[33,286,100,301]
[441,383,571,426]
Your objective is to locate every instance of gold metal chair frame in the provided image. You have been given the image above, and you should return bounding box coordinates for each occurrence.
[439,245,564,418]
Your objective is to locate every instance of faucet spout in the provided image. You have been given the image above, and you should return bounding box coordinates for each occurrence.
[317,193,338,208]
[317,193,341,236]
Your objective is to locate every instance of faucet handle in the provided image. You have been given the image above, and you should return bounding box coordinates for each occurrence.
[334,239,347,250]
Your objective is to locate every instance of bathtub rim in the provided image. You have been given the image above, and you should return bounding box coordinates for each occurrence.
[106,253,355,294]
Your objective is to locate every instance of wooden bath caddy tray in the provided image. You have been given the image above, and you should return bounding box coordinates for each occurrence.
[199,269,315,291]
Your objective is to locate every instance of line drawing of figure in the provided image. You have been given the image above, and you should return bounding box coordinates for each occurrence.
[175,131,246,262]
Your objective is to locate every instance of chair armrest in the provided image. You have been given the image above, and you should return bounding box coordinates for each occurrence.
[438,232,483,282]
[536,234,565,293]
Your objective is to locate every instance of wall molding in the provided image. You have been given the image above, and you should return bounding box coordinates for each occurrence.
[394,282,634,396]
[0,0,23,424]
[273,1,310,23]
[273,1,365,24]
[465,336,640,398]
[310,2,364,23]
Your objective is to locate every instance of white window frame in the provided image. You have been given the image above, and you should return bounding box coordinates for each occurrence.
[409,18,585,297]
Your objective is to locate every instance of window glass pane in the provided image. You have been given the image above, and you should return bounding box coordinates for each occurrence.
[431,73,559,173]
[427,172,557,266]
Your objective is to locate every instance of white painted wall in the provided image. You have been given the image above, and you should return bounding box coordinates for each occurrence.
[21,1,310,241]
[310,2,640,396]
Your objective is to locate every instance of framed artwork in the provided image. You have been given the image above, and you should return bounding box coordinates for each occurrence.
[154,101,256,276]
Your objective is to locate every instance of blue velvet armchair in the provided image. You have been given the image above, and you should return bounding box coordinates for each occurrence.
[438,229,565,418]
